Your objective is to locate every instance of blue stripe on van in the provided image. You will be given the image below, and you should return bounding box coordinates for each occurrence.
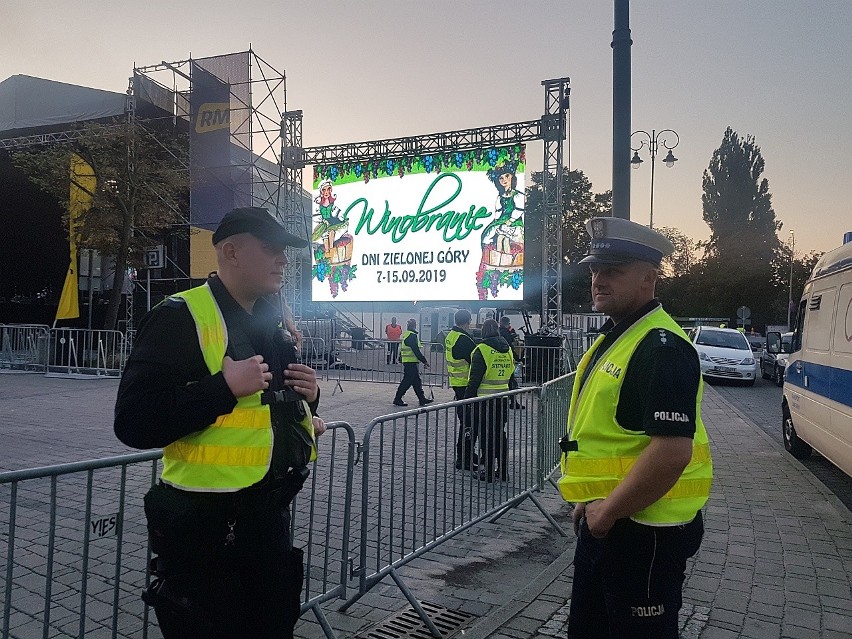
[785,361,852,409]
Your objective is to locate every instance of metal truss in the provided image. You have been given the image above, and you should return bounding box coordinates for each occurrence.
[541,78,570,331]
[0,129,92,150]
[283,77,569,326]
[300,120,542,166]
[279,109,306,319]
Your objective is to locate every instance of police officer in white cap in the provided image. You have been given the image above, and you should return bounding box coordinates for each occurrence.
[558,217,713,638]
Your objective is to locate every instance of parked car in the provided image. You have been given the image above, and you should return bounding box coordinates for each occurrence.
[746,334,765,353]
[759,331,792,386]
[688,326,757,386]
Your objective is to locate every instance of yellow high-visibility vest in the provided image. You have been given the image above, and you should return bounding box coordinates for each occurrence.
[445,329,471,388]
[161,284,315,492]
[400,330,421,363]
[471,343,514,396]
[558,306,713,525]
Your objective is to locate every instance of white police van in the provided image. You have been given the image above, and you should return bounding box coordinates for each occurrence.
[769,233,852,477]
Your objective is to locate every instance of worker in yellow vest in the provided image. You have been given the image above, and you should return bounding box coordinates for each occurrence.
[445,309,478,469]
[115,207,324,639]
[558,217,712,638]
[465,319,515,481]
[393,318,434,407]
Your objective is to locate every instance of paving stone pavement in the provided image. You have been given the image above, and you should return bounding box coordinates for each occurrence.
[1,372,851,638]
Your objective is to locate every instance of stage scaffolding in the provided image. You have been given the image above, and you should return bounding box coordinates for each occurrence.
[129,49,310,330]
[282,77,570,326]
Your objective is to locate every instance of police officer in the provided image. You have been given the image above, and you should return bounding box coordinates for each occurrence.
[445,309,478,469]
[558,217,713,639]
[114,207,324,639]
[393,318,434,407]
[466,319,515,481]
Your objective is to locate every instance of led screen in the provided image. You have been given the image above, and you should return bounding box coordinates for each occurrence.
[311,145,525,302]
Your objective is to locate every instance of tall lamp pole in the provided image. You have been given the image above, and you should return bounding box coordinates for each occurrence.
[630,129,679,228]
[787,230,795,329]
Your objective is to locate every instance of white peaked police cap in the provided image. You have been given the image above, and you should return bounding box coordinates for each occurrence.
[579,217,675,266]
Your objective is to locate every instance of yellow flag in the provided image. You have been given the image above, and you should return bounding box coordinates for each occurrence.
[55,154,96,322]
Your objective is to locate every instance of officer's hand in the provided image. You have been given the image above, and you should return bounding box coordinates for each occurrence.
[312,416,326,437]
[584,500,616,538]
[423,361,431,369]
[284,363,319,403]
[222,355,271,398]
[572,502,586,536]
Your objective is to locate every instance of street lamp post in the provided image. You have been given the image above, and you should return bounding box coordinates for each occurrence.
[787,230,795,329]
[630,129,679,229]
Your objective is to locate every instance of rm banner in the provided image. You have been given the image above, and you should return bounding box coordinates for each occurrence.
[56,154,95,322]
[189,62,234,230]
[311,145,526,302]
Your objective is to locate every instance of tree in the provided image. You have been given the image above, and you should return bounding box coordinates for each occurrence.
[702,126,781,268]
[699,127,783,323]
[12,119,188,329]
[525,169,611,311]
[656,226,700,278]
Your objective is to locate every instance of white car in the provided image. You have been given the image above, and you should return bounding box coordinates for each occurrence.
[689,326,757,386]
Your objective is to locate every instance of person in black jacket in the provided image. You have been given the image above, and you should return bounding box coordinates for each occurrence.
[393,318,434,407]
[465,319,515,481]
[499,316,525,409]
[445,309,479,469]
[114,207,324,639]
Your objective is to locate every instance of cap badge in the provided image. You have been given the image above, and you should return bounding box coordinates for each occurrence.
[591,219,607,239]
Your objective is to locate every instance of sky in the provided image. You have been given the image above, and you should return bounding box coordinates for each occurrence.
[2,0,850,256]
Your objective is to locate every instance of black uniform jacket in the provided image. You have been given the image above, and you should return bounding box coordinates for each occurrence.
[114,276,319,473]
[583,299,700,438]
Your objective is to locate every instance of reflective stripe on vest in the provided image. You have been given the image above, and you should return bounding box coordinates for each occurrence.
[445,330,470,388]
[400,330,421,363]
[472,344,514,396]
[161,284,273,492]
[557,306,713,524]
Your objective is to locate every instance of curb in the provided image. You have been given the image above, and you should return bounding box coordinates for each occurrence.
[460,543,575,639]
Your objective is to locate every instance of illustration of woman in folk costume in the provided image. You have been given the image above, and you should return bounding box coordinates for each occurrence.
[475,162,525,299]
[312,179,348,253]
[311,179,356,298]
[481,163,524,261]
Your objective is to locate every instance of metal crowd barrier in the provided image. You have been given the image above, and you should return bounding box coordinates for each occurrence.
[45,329,128,378]
[297,336,329,373]
[516,342,574,386]
[0,324,50,372]
[324,338,448,393]
[340,387,569,637]
[0,422,356,639]
[537,373,575,488]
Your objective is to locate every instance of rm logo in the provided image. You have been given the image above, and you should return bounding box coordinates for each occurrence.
[195,103,230,133]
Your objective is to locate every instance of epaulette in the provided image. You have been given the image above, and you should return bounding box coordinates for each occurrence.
[649,328,680,348]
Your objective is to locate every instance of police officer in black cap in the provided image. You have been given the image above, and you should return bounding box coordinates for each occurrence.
[558,217,713,639]
[115,207,324,639]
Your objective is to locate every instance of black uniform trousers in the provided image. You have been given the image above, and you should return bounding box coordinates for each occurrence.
[143,480,304,639]
[474,397,508,480]
[386,341,400,364]
[567,511,704,639]
[394,362,427,402]
[452,386,478,469]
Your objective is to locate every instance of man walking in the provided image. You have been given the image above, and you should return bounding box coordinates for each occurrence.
[114,207,324,639]
[393,318,433,407]
[559,217,712,639]
[444,309,478,469]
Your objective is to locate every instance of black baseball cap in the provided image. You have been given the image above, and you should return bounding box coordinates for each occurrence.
[211,207,308,248]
